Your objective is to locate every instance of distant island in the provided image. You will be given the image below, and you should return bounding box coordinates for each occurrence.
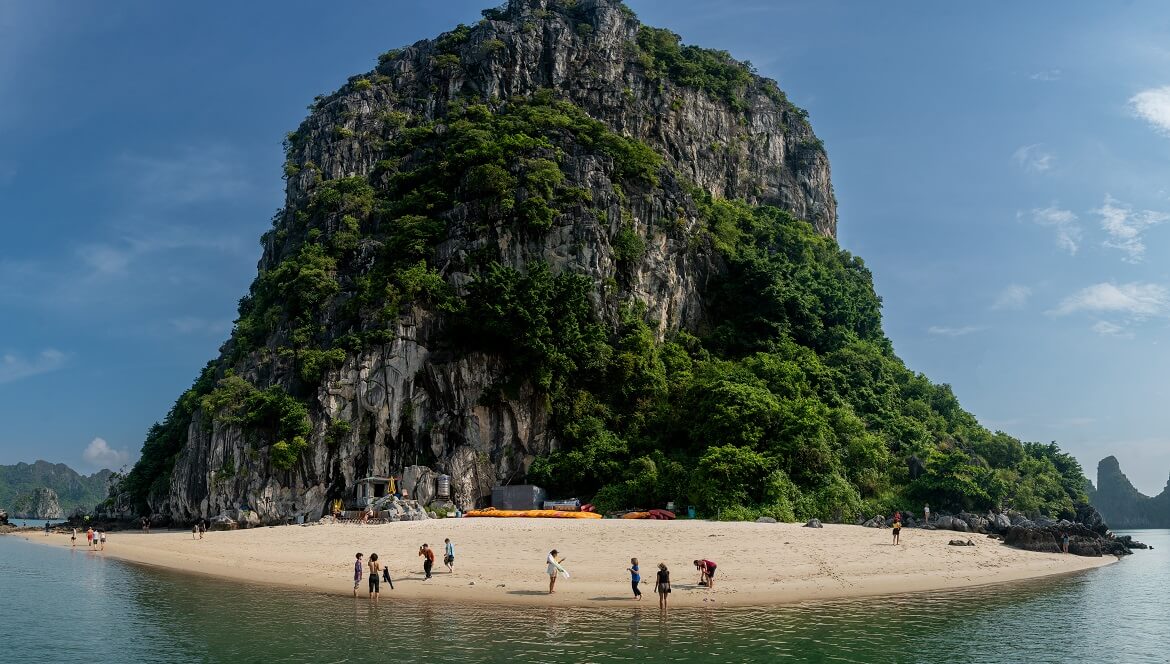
[1089,456,1170,529]
[0,461,112,518]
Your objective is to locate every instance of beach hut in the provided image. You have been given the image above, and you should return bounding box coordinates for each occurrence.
[353,476,396,508]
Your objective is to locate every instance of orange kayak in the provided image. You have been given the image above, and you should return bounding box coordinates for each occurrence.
[464,508,602,519]
[620,512,652,519]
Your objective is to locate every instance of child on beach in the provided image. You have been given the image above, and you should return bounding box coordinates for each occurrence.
[892,519,902,545]
[353,552,363,597]
[419,543,435,579]
[547,549,567,594]
[444,538,455,573]
[628,558,642,600]
[654,563,670,609]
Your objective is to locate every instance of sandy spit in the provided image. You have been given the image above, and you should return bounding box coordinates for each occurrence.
[14,519,1115,608]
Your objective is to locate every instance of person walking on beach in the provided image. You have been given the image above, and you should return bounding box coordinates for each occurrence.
[694,559,717,590]
[443,538,455,573]
[198,520,205,539]
[87,527,94,549]
[192,523,198,540]
[1062,532,1070,554]
[93,530,102,551]
[353,552,363,597]
[654,563,671,610]
[368,553,382,600]
[547,549,567,594]
[892,518,902,545]
[99,531,107,550]
[628,558,642,600]
[71,528,77,548]
[419,543,435,580]
[44,521,50,536]
[923,503,930,525]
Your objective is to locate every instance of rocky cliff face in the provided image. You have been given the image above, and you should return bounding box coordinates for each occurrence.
[12,487,64,519]
[1091,456,1170,529]
[138,0,836,524]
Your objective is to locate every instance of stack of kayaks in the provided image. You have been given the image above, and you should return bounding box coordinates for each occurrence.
[616,509,676,520]
[464,507,602,519]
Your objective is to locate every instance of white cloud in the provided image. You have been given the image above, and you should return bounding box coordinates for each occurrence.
[0,349,67,384]
[1095,195,1168,263]
[1130,86,1170,135]
[1013,144,1055,173]
[82,437,129,470]
[992,284,1032,310]
[927,325,984,337]
[1091,320,1133,338]
[1026,206,1082,255]
[1052,282,1169,317]
[1030,69,1062,81]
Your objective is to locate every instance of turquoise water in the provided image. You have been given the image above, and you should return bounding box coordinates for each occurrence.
[0,531,1166,663]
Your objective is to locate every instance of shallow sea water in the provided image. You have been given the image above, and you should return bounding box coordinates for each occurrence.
[1,530,1166,663]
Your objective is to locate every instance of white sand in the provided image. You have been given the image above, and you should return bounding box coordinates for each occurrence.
[18,519,1114,607]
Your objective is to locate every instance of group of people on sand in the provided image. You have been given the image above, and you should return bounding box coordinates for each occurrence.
[547,550,717,610]
[191,520,206,539]
[72,527,106,550]
[353,538,455,599]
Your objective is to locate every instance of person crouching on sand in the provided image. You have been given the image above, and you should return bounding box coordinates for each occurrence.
[628,558,642,600]
[353,552,363,597]
[419,543,435,580]
[547,549,567,594]
[654,563,670,609]
[694,559,717,591]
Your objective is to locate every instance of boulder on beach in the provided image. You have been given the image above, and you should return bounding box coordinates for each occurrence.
[948,539,975,546]
[804,518,823,528]
[756,516,778,524]
[209,514,237,531]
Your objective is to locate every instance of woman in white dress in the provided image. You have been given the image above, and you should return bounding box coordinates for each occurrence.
[546,549,567,594]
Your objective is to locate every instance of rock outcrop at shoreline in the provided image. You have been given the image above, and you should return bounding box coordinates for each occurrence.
[913,504,1142,557]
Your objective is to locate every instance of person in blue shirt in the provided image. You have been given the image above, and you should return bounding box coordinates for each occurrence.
[628,557,642,600]
[443,538,456,573]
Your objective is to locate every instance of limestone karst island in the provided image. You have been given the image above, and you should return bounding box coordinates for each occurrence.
[3,1,1168,661]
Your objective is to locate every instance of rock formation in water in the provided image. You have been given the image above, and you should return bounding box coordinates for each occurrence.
[1090,456,1170,529]
[117,0,1095,526]
[12,487,65,519]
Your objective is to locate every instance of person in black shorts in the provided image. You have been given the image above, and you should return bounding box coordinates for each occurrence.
[368,553,382,599]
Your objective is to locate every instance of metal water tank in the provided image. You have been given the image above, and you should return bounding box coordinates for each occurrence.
[436,474,451,498]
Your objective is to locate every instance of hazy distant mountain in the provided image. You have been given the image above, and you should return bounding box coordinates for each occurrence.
[1090,456,1170,529]
[0,461,112,516]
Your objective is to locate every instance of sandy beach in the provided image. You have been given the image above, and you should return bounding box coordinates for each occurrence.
[15,519,1114,607]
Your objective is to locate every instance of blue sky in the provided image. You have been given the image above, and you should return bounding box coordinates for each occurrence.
[2,1,1169,495]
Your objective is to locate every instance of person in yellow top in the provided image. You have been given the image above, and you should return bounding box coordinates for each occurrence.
[892,519,902,545]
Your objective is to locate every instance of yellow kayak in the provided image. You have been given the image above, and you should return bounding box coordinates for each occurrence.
[464,508,602,519]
